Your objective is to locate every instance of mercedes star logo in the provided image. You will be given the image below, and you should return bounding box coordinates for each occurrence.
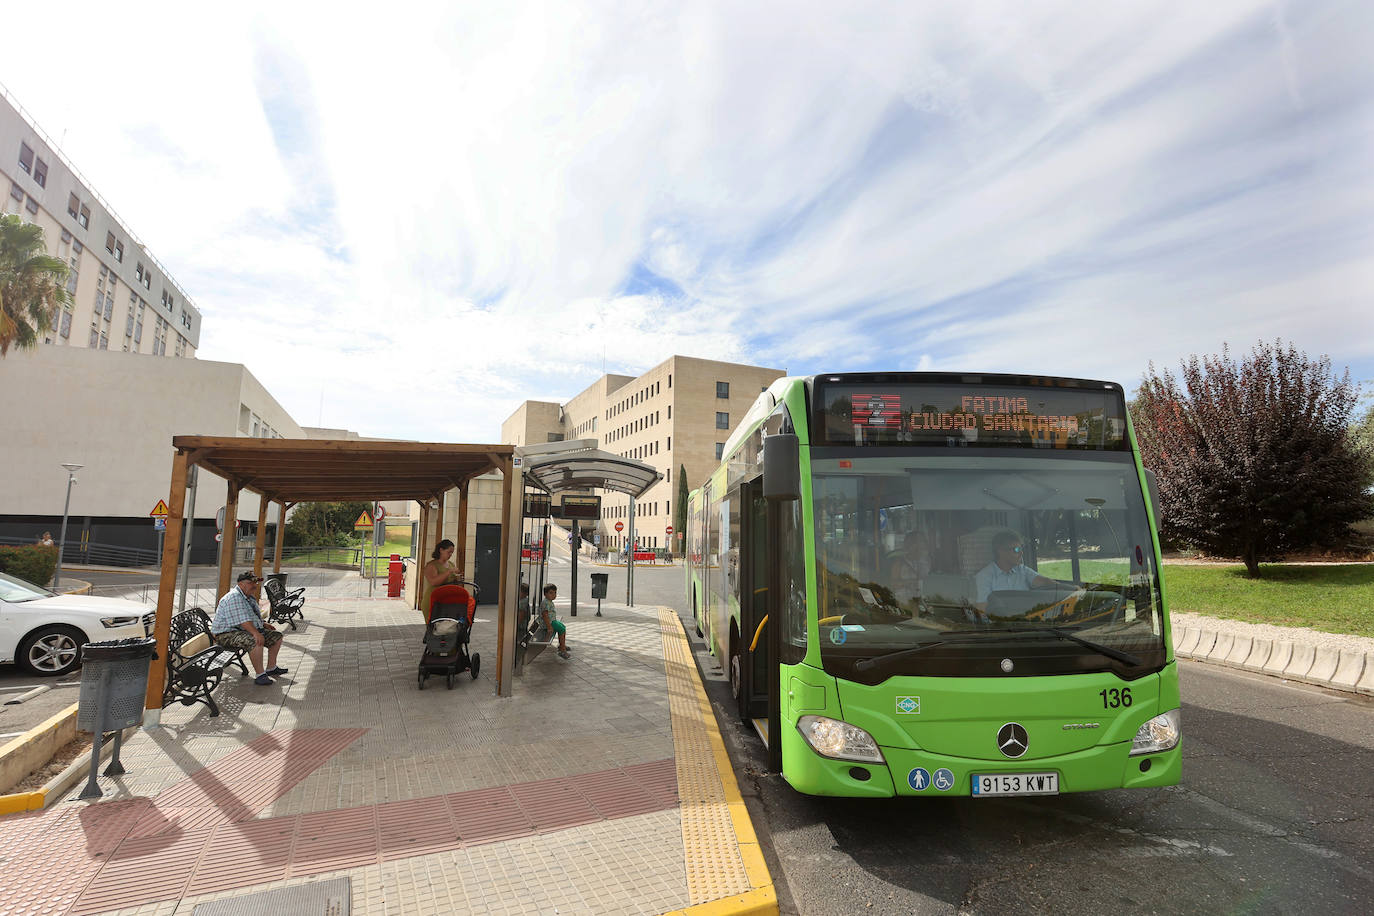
[997,722,1029,758]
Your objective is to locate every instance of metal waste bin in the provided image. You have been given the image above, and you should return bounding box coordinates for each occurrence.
[264,572,288,590]
[77,636,157,799]
[589,573,608,599]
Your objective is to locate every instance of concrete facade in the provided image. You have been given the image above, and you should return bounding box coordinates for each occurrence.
[0,346,303,556]
[1,88,202,359]
[502,357,784,553]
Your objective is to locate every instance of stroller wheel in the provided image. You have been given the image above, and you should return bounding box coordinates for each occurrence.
[470,652,481,679]
[446,672,455,689]
[418,670,426,690]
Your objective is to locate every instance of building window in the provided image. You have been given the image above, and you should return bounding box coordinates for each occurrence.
[716,412,729,429]
[18,143,34,174]
[33,158,47,188]
[716,442,725,459]
[66,265,78,295]
[667,436,671,451]
[9,182,23,202]
[61,227,72,243]
[67,193,80,219]
[73,239,83,254]
[125,310,134,338]
[99,331,108,350]
[59,310,72,339]
[79,204,89,229]
[668,374,672,388]
[24,195,38,215]
[716,381,729,399]
[667,405,671,419]
[89,326,98,347]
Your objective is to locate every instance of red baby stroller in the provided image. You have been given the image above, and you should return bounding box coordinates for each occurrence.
[418,583,480,689]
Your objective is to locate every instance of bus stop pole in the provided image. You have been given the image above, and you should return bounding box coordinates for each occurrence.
[570,524,578,617]
[627,496,635,607]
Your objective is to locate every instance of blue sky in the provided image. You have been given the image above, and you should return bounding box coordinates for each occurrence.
[4,0,1371,440]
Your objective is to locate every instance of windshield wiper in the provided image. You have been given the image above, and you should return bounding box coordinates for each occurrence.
[1000,626,1142,666]
[852,636,977,674]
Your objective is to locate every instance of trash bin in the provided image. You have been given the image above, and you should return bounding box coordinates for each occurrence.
[264,572,288,590]
[589,573,608,599]
[387,554,404,598]
[78,637,157,732]
[76,636,157,799]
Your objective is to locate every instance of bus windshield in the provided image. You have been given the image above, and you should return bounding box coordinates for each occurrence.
[811,454,1166,683]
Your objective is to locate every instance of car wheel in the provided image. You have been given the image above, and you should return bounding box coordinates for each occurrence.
[18,625,86,677]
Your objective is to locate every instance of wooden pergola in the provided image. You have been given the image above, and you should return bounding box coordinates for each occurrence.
[143,437,524,717]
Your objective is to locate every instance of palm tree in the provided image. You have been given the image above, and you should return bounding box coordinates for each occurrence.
[0,214,71,357]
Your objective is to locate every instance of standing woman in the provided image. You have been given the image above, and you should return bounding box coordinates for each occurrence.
[421,538,462,615]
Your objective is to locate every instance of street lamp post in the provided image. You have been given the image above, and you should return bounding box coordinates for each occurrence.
[53,462,83,590]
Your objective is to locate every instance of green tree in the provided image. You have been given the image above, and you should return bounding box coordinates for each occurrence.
[284,501,372,547]
[674,464,689,553]
[0,215,70,356]
[1132,340,1374,577]
[1351,396,1374,491]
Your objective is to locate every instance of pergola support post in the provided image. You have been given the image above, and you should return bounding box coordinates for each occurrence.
[272,501,290,573]
[144,449,189,718]
[217,481,240,600]
[455,479,470,580]
[253,498,268,577]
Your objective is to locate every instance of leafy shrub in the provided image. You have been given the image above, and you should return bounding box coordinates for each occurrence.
[0,545,59,587]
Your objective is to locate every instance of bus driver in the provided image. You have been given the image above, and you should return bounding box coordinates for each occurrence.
[974,531,1058,615]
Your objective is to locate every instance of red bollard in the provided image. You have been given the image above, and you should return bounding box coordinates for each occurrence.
[387,553,404,597]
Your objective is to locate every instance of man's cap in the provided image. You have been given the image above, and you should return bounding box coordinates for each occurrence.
[237,571,263,583]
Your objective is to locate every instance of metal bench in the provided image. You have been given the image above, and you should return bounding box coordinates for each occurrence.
[162,608,245,717]
[262,579,305,630]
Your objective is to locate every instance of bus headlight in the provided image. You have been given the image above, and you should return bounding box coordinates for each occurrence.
[796,715,885,764]
[1129,709,1181,756]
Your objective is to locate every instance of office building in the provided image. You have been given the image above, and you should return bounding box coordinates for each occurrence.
[501,356,785,552]
[1,87,202,358]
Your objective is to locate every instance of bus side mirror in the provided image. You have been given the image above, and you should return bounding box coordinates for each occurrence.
[1144,468,1161,524]
[763,434,800,502]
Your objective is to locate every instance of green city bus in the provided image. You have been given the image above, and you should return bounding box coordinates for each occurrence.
[686,372,1180,797]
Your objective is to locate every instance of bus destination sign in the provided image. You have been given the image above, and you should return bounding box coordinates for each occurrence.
[818,378,1127,450]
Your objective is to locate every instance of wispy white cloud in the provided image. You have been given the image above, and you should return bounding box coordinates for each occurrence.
[5,0,1371,443]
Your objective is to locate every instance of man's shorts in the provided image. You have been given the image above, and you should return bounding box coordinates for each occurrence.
[214,627,283,651]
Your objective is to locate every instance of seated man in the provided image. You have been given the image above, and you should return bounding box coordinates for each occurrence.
[211,571,286,686]
[973,531,1059,618]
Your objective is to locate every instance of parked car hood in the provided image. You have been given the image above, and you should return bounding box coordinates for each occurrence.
[21,594,155,616]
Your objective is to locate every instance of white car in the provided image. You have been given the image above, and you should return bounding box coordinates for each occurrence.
[0,571,153,677]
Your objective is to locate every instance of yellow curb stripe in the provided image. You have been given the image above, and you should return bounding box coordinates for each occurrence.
[0,791,44,815]
[657,606,777,916]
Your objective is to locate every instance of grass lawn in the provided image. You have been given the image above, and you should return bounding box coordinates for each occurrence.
[1163,563,1374,637]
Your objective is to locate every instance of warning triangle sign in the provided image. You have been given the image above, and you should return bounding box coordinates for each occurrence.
[150,499,170,518]
[353,511,374,530]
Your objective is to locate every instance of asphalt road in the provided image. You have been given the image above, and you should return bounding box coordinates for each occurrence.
[585,559,1374,916]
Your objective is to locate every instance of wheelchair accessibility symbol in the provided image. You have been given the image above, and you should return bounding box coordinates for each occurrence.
[933,768,955,791]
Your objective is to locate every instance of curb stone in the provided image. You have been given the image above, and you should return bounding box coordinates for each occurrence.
[1176,627,1371,696]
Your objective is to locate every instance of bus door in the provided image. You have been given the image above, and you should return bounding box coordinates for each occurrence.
[737,480,774,737]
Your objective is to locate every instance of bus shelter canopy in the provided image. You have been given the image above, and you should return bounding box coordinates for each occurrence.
[520,443,660,498]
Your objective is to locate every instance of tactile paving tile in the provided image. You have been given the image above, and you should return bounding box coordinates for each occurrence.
[657,607,753,904]
[190,876,350,916]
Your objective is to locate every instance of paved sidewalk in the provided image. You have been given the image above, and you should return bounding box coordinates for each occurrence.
[0,595,774,915]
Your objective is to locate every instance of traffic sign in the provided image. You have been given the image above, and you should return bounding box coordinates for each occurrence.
[353,510,374,530]
[216,507,225,530]
[214,532,223,542]
[149,499,170,519]
[375,503,386,521]
[153,517,166,531]
[614,521,624,532]
[665,525,674,535]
